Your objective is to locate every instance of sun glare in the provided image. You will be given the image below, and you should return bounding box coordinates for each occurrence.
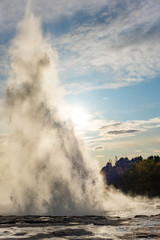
[69,106,90,131]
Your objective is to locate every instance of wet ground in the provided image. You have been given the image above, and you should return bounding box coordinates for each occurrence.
[0,214,160,239]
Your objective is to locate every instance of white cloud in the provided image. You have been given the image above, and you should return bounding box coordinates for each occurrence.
[0,0,110,32]
[83,116,160,145]
[0,0,26,32]
[0,0,160,94]
[51,0,160,93]
[106,136,160,153]
[32,0,109,21]
[0,45,9,78]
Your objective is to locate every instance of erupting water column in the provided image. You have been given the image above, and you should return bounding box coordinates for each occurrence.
[0,10,106,215]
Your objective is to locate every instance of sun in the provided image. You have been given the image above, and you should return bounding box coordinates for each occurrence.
[69,106,90,131]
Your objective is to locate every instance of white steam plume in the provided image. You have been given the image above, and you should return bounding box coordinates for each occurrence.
[0,10,106,216]
[1,7,159,217]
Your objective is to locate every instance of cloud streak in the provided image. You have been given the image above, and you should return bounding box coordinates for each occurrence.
[107,130,139,135]
[84,116,160,145]
[94,145,104,151]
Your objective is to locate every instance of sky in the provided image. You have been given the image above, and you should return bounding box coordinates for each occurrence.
[0,0,160,167]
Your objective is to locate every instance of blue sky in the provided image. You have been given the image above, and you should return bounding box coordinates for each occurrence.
[0,0,160,167]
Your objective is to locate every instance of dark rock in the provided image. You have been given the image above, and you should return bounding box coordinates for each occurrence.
[134,215,148,218]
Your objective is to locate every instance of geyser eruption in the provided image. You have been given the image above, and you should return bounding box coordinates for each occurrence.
[0,11,106,215]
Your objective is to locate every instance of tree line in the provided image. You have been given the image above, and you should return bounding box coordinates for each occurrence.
[101,155,160,197]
